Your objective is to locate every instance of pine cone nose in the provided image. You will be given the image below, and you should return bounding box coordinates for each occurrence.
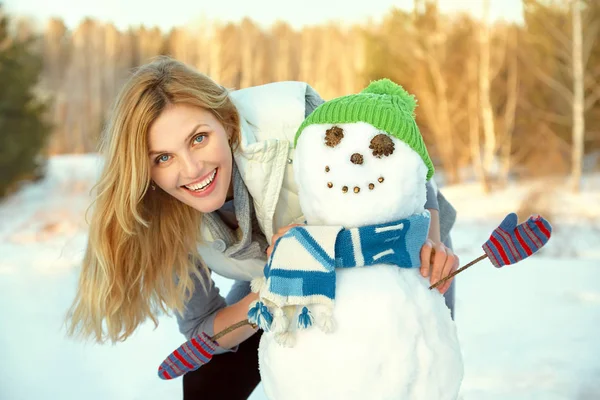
[350,153,364,165]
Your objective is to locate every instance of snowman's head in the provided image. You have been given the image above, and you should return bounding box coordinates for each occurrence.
[293,80,434,228]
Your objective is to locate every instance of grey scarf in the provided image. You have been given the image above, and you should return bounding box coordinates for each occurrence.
[202,163,268,260]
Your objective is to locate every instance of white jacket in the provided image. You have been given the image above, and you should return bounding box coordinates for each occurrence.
[198,81,310,281]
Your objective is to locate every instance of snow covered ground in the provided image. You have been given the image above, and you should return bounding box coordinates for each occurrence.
[1,154,598,400]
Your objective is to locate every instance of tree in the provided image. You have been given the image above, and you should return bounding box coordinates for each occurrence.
[479,0,496,177]
[498,24,520,186]
[0,6,51,196]
[571,0,585,190]
[521,0,600,190]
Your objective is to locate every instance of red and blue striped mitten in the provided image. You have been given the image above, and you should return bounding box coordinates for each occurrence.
[482,213,552,268]
[158,332,218,380]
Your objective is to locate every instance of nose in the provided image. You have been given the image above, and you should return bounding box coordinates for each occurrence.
[350,153,364,165]
[181,151,203,179]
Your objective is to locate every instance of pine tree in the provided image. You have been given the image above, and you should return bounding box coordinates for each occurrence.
[0,5,51,197]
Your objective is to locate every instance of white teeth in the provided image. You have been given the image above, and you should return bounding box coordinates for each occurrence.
[185,170,216,191]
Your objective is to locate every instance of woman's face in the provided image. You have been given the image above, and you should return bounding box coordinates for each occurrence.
[148,103,233,213]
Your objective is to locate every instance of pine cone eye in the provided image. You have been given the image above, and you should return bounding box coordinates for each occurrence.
[324,126,344,148]
[370,134,395,158]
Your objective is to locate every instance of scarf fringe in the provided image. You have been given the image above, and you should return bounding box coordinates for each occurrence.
[250,276,266,293]
[247,300,273,331]
[297,306,314,329]
[250,302,336,339]
[270,307,289,333]
[316,309,336,333]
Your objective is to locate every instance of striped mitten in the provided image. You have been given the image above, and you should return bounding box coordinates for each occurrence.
[158,332,218,380]
[482,213,552,268]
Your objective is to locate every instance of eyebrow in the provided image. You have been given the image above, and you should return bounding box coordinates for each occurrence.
[148,123,210,157]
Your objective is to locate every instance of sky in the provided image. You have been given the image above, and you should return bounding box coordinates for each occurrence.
[4,0,524,31]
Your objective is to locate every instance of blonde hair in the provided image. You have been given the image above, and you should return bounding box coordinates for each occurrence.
[67,57,241,343]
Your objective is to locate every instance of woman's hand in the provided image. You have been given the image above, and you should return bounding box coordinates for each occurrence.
[266,224,304,259]
[419,240,459,294]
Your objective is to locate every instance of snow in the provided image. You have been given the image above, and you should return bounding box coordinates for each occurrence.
[1,154,599,400]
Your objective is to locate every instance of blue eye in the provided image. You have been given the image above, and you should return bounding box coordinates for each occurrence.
[193,134,206,144]
[156,154,170,164]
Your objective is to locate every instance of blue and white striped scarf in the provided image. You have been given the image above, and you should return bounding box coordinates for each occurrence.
[248,211,431,343]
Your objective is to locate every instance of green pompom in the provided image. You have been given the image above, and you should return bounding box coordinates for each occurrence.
[362,79,416,113]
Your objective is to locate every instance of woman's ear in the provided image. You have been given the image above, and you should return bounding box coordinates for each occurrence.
[228,129,237,148]
[225,127,232,145]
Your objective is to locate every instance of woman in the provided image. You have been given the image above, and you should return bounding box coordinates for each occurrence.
[67,56,458,399]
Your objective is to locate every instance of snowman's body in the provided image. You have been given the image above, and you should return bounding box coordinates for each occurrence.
[257,118,463,399]
[260,266,462,400]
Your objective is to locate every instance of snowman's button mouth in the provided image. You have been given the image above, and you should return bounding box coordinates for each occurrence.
[333,180,380,193]
[325,164,384,193]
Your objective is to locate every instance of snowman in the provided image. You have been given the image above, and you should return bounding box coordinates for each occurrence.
[249,79,464,400]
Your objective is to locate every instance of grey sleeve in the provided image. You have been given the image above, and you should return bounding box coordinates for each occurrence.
[175,268,236,354]
[424,181,439,211]
[225,280,252,305]
[437,190,457,244]
[424,180,457,244]
[305,84,325,117]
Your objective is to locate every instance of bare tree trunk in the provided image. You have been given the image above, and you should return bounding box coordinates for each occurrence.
[208,25,223,84]
[218,25,242,88]
[571,0,585,192]
[348,27,365,93]
[409,1,462,184]
[42,18,71,154]
[193,20,211,75]
[102,24,119,110]
[430,62,458,184]
[480,0,496,174]
[272,22,293,83]
[240,19,258,88]
[468,48,489,192]
[500,28,519,186]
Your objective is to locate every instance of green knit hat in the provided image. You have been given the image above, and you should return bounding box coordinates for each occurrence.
[294,79,434,180]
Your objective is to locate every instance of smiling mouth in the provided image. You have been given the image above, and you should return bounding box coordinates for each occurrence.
[182,168,217,192]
